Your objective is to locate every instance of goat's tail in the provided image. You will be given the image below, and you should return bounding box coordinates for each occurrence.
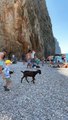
[21,71,24,73]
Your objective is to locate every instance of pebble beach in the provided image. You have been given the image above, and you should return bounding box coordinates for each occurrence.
[0,62,68,120]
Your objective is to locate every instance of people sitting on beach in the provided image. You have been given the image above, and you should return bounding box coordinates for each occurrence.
[25,49,42,68]
[58,63,68,68]
[34,55,40,65]
[52,62,68,68]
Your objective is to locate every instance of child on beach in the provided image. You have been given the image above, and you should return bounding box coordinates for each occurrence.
[3,60,12,91]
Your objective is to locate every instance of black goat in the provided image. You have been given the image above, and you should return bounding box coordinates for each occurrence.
[21,70,41,83]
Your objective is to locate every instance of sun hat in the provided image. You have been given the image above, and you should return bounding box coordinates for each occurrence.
[5,60,12,64]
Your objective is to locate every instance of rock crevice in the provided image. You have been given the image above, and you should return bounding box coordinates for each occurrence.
[0,0,55,58]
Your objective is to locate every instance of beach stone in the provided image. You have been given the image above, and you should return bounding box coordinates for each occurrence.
[0,62,68,120]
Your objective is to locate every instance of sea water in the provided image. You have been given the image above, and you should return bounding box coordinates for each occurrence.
[66,54,68,62]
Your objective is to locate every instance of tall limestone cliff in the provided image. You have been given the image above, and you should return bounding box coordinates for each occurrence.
[55,38,61,54]
[0,0,55,58]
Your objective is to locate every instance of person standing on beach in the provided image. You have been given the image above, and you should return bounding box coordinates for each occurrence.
[3,60,12,91]
[26,50,32,68]
[31,50,36,59]
[22,52,26,64]
[0,50,7,74]
[0,53,4,74]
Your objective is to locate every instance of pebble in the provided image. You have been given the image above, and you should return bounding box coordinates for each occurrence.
[0,62,68,120]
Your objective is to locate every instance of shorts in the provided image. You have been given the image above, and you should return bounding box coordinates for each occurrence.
[5,78,11,81]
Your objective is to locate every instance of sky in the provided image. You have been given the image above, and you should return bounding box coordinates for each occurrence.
[46,0,68,53]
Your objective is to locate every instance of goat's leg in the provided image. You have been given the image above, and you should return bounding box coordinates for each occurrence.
[32,77,35,84]
[25,77,29,83]
[21,76,24,83]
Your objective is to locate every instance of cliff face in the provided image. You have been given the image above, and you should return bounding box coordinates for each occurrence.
[0,0,55,58]
[55,38,61,54]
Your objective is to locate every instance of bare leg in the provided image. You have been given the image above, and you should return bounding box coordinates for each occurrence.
[4,79,12,91]
[0,66,2,74]
[6,80,12,88]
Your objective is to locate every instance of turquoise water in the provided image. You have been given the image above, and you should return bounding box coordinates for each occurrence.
[66,54,68,59]
[66,54,68,60]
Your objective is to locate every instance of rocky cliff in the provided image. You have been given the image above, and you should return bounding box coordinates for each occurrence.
[55,38,61,54]
[0,0,55,58]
